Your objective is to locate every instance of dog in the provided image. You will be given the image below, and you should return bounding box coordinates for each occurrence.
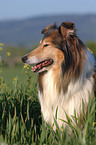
[22,22,96,128]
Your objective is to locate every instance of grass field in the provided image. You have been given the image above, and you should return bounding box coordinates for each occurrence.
[1,65,37,86]
[1,66,26,83]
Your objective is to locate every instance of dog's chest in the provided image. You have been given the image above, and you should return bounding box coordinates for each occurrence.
[38,70,61,123]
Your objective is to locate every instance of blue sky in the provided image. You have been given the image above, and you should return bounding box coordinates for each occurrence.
[0,0,96,20]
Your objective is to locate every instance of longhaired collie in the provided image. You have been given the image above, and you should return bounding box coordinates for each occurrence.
[22,22,96,128]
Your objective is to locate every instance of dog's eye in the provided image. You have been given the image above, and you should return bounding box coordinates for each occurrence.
[44,44,49,47]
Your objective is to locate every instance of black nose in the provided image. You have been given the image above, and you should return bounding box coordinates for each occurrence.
[21,55,28,63]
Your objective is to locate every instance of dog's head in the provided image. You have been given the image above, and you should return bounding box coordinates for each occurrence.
[22,22,85,77]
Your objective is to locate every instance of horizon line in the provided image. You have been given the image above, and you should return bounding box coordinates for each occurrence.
[0,12,96,22]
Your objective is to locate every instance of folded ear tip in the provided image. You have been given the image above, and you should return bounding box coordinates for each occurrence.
[61,22,75,30]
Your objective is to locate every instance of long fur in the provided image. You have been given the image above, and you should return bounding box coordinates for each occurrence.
[38,49,95,127]
[22,22,96,128]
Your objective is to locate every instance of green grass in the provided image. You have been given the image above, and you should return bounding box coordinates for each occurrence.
[1,66,26,82]
[0,135,4,144]
[0,65,37,86]
[0,79,96,144]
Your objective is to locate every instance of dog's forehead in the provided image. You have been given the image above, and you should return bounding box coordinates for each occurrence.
[40,30,63,50]
[42,29,61,43]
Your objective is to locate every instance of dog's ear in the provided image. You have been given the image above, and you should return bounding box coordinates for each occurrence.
[41,23,57,34]
[59,22,75,39]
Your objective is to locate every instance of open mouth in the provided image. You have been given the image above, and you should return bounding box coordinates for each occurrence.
[31,59,53,73]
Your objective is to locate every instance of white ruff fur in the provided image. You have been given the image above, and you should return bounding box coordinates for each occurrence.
[38,49,95,127]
